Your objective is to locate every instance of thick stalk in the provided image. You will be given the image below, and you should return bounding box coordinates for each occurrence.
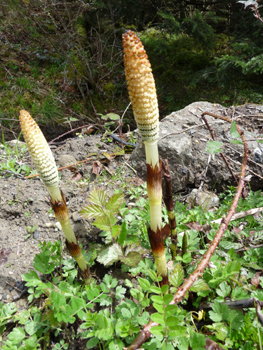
[19,110,91,284]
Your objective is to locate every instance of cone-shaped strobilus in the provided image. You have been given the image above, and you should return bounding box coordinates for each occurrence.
[19,110,91,284]
[122,31,168,285]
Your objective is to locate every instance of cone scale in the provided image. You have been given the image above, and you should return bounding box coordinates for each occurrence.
[122,31,168,284]
[19,110,91,284]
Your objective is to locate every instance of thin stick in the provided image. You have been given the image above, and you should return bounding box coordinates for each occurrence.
[126,111,249,350]
[211,206,263,225]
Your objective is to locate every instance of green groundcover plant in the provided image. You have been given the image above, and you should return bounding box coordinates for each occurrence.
[1,184,263,349]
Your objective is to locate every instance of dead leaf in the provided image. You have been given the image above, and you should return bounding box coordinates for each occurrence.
[72,170,83,181]
[93,160,103,175]
[0,248,12,265]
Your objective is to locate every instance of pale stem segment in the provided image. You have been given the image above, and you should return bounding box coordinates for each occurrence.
[19,110,91,284]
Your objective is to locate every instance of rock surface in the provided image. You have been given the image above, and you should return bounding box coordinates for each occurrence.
[130,101,263,192]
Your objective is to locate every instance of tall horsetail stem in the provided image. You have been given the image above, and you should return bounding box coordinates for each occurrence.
[122,31,168,285]
[19,110,91,284]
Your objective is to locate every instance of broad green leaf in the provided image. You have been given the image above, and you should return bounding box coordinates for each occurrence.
[165,315,180,327]
[97,243,123,266]
[106,113,120,120]
[124,244,149,256]
[151,325,165,336]
[112,225,121,237]
[169,263,184,287]
[86,337,99,349]
[7,327,25,343]
[149,286,162,295]
[165,304,178,317]
[205,140,223,154]
[71,297,86,317]
[89,188,107,206]
[120,252,142,266]
[121,307,131,319]
[151,312,165,325]
[153,302,164,313]
[189,279,210,293]
[93,213,117,231]
[230,121,241,139]
[105,193,124,213]
[79,204,104,220]
[163,294,173,305]
[138,277,151,291]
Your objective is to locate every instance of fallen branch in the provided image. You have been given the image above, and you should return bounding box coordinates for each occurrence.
[211,206,263,225]
[127,111,249,350]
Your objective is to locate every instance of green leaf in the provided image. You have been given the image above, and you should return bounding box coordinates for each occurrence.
[189,332,206,350]
[165,305,178,317]
[189,279,210,293]
[169,263,184,287]
[112,225,121,238]
[105,193,124,213]
[79,204,105,220]
[86,337,99,349]
[71,297,86,318]
[230,121,240,139]
[118,221,127,245]
[138,277,151,291]
[93,213,117,231]
[97,243,123,266]
[89,188,107,206]
[209,301,230,322]
[151,312,165,325]
[121,307,131,319]
[33,251,55,274]
[7,327,25,344]
[115,285,126,300]
[105,113,120,121]
[230,140,243,145]
[216,281,231,298]
[205,140,223,154]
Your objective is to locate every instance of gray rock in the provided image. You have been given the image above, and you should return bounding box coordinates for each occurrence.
[186,189,219,210]
[130,102,263,192]
[58,154,77,167]
[33,231,40,239]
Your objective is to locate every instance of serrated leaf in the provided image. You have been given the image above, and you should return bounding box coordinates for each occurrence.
[89,188,107,206]
[105,193,124,213]
[230,121,240,139]
[169,263,184,287]
[97,243,123,266]
[189,278,210,292]
[205,140,223,154]
[93,213,117,231]
[79,204,105,220]
[112,225,121,237]
[120,252,141,266]
[124,244,149,256]
[8,327,25,343]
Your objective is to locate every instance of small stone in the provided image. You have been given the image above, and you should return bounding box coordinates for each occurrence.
[55,222,62,231]
[33,231,40,239]
[46,223,55,228]
[58,154,77,167]
[35,208,39,213]
[72,212,81,222]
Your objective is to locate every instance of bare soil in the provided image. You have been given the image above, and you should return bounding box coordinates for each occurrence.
[0,133,140,311]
